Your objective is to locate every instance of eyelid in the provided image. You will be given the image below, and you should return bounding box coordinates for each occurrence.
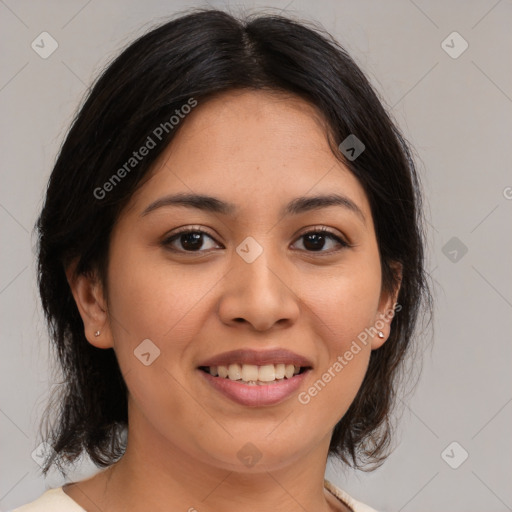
[167,224,218,238]
[294,225,351,245]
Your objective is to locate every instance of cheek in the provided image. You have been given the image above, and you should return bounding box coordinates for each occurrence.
[106,244,213,347]
[292,260,381,425]
[104,249,208,430]
[303,257,382,349]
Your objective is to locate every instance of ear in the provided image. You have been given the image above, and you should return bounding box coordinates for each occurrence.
[65,258,114,349]
[371,261,403,350]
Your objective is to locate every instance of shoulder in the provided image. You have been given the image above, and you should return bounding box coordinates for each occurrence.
[324,479,380,512]
[12,480,377,512]
[9,486,86,512]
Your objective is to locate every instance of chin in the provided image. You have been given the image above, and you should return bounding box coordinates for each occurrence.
[194,434,313,473]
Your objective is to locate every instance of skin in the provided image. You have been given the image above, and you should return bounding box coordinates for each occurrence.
[64,89,401,512]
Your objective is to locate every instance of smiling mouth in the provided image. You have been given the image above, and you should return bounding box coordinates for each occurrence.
[198,363,310,386]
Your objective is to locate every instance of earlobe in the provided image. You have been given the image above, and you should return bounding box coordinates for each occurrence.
[371,261,403,350]
[65,260,113,349]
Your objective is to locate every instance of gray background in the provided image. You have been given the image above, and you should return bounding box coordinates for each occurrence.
[1,0,511,511]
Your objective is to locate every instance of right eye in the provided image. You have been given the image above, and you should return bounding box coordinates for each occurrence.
[161,227,223,253]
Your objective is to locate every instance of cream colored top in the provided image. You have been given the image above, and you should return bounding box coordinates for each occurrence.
[10,479,378,511]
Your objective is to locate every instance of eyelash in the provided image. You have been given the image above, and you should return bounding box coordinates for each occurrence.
[161,226,351,255]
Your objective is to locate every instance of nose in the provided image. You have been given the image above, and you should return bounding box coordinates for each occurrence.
[217,243,300,332]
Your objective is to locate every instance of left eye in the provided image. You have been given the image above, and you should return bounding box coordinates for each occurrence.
[292,228,349,253]
[162,227,349,253]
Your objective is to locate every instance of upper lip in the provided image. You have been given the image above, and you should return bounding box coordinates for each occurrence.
[198,348,314,368]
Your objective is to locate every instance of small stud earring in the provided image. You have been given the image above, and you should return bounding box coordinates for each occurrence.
[94,330,101,337]
[377,331,384,339]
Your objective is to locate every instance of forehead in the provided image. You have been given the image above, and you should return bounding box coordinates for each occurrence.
[172,88,332,156]
[127,89,372,224]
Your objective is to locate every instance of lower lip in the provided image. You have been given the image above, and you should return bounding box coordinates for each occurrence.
[198,369,311,407]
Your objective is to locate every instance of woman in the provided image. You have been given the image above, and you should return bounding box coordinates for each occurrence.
[14,8,432,512]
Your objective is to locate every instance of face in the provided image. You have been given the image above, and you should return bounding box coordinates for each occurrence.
[70,89,400,473]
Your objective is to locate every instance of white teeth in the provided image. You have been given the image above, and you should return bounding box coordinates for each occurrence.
[241,364,259,382]
[228,363,242,380]
[258,364,276,382]
[275,363,285,379]
[207,363,304,383]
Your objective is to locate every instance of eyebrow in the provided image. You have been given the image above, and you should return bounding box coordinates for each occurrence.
[140,192,366,225]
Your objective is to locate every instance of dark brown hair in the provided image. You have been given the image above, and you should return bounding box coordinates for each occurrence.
[36,7,433,477]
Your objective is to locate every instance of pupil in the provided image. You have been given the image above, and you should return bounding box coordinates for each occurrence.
[181,232,203,251]
[304,233,325,251]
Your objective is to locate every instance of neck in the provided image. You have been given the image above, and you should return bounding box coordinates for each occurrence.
[98,415,340,512]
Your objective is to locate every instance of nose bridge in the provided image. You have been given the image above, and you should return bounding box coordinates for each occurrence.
[217,235,299,330]
[234,235,285,298]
